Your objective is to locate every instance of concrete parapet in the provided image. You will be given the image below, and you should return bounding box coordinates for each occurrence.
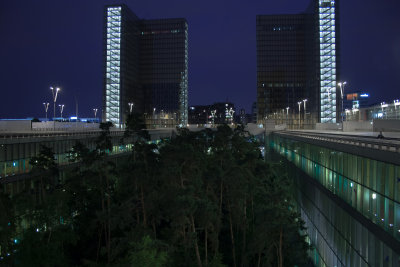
[0,120,32,131]
[343,121,373,132]
[315,123,341,131]
[32,121,100,131]
[373,119,400,132]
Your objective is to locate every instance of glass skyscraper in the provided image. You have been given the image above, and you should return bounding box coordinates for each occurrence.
[256,0,340,124]
[103,4,188,128]
[318,0,338,123]
[256,14,316,124]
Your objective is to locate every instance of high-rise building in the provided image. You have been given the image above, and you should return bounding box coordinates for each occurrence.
[256,14,315,124]
[316,0,339,123]
[103,4,188,128]
[256,0,339,124]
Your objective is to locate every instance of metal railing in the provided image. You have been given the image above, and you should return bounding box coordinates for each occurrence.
[0,130,124,141]
[276,131,400,153]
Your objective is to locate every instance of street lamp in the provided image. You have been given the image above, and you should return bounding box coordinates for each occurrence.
[286,107,290,126]
[303,99,308,127]
[338,81,347,122]
[93,108,98,121]
[153,108,156,128]
[58,104,65,118]
[50,87,60,120]
[43,102,49,120]
[128,102,134,114]
[298,101,302,128]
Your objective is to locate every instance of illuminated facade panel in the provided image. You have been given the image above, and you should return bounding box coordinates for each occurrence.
[319,0,337,123]
[105,7,122,126]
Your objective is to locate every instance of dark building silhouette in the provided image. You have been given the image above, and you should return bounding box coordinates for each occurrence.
[103,5,188,128]
[256,0,339,124]
[188,102,235,125]
[257,14,314,123]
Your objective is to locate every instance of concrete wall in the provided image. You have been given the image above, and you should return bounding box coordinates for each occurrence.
[373,119,400,132]
[0,120,32,131]
[32,121,100,131]
[275,124,287,131]
[343,121,373,132]
[315,123,341,131]
[264,119,275,131]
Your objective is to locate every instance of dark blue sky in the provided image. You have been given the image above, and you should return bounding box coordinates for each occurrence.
[1,0,399,119]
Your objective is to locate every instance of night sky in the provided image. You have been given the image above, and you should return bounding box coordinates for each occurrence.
[1,0,400,119]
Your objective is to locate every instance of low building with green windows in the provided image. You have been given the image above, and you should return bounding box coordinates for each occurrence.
[269,131,400,266]
[0,129,173,196]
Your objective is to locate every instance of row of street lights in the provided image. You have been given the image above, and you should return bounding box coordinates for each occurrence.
[338,81,347,122]
[44,87,99,121]
[296,99,308,126]
[43,102,65,118]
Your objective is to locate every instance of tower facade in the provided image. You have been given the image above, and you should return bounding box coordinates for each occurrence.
[256,14,316,124]
[140,19,188,126]
[103,5,188,127]
[256,0,339,124]
[317,0,339,123]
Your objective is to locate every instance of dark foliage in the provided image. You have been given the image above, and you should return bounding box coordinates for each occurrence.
[2,124,312,266]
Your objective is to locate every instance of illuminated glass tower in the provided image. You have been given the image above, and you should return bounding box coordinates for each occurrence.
[103,5,188,127]
[104,6,123,126]
[318,0,338,123]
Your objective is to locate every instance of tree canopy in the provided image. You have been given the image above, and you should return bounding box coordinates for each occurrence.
[0,123,312,266]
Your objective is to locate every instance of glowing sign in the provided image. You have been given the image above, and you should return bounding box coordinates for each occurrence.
[360,94,369,97]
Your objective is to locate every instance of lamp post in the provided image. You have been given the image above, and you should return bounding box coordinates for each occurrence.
[93,108,98,121]
[286,107,290,127]
[128,102,134,114]
[50,87,60,120]
[303,99,307,127]
[58,104,65,119]
[43,102,49,120]
[338,82,347,122]
[153,108,156,128]
[298,101,302,129]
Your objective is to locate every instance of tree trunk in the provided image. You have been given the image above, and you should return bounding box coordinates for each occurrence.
[106,173,111,265]
[152,219,157,239]
[279,227,283,267]
[219,180,223,216]
[257,252,261,267]
[96,225,102,263]
[135,180,140,225]
[141,185,147,226]
[40,177,46,204]
[47,227,52,244]
[205,227,208,266]
[191,215,203,267]
[241,198,247,267]
[229,211,237,267]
